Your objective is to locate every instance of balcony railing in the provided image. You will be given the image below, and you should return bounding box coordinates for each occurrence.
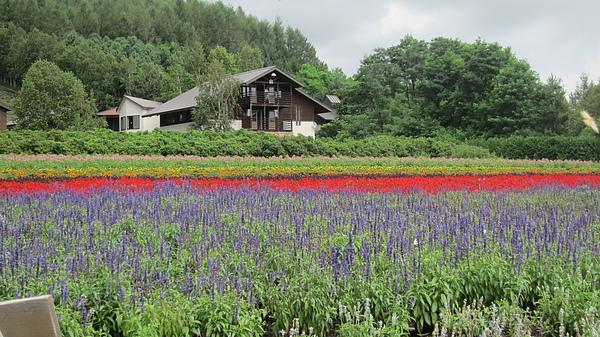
[240,91,292,107]
[241,117,293,132]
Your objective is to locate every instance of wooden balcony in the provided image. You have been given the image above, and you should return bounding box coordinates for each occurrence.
[240,91,292,107]
[241,117,293,132]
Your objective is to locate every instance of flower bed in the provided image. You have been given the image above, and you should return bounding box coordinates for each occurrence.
[0,156,599,336]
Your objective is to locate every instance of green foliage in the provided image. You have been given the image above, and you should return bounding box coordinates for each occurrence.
[0,129,501,159]
[191,61,243,132]
[195,295,264,337]
[337,298,410,336]
[12,60,106,131]
[0,1,325,110]
[260,272,336,336]
[7,128,600,161]
[336,35,572,139]
[469,135,600,160]
[294,64,354,100]
[117,293,199,337]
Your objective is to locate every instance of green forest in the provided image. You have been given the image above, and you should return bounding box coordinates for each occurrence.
[1,0,600,140]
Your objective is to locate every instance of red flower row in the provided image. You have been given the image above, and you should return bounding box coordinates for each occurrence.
[1,174,600,195]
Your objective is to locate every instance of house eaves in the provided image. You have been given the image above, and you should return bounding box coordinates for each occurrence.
[145,87,199,117]
[0,101,12,111]
[124,95,162,110]
[295,88,332,114]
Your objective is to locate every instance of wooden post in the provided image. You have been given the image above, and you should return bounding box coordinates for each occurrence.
[0,295,62,337]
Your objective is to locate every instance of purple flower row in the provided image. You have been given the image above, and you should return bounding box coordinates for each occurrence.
[0,183,598,324]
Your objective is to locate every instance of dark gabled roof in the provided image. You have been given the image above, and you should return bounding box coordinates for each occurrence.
[0,101,12,111]
[233,66,304,87]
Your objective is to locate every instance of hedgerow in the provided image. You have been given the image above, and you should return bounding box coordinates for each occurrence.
[0,129,493,158]
[4,129,600,160]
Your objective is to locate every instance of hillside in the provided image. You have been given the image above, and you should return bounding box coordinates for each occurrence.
[0,0,327,110]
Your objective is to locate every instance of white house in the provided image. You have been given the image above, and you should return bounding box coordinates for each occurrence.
[116,95,162,132]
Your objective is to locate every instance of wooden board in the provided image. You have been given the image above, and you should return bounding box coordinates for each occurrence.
[0,295,62,337]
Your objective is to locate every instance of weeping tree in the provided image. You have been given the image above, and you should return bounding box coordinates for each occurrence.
[191,60,242,132]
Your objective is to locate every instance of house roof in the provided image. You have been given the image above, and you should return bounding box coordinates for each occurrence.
[233,66,304,87]
[317,111,339,121]
[124,95,162,110]
[146,87,199,116]
[96,108,119,116]
[295,88,331,114]
[146,66,327,117]
[0,101,12,111]
[324,95,341,105]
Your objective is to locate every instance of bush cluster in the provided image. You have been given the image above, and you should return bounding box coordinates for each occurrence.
[5,129,600,160]
[0,129,495,158]
[469,136,600,161]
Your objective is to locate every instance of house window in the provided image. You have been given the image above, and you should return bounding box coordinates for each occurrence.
[121,115,140,130]
[295,106,301,126]
[160,110,192,127]
[128,115,140,129]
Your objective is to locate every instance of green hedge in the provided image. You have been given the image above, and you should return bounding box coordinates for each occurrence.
[0,129,495,158]
[469,136,600,161]
[5,129,600,160]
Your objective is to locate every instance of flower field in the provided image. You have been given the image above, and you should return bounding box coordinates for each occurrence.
[1,155,600,336]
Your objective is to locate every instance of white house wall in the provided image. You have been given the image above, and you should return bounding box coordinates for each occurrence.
[142,115,160,131]
[231,120,242,131]
[160,122,194,132]
[293,121,316,138]
[118,100,146,132]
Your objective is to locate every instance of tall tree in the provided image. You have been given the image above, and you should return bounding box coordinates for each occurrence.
[208,46,238,74]
[12,60,106,130]
[295,64,353,100]
[191,61,242,132]
[160,54,195,101]
[235,45,264,72]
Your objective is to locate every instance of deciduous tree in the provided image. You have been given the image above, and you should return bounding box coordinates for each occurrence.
[12,60,106,131]
[191,60,242,132]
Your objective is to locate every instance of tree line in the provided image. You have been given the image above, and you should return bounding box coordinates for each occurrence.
[320,36,598,139]
[0,0,327,111]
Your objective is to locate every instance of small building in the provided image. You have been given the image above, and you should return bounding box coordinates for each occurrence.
[96,108,120,131]
[117,66,332,137]
[316,94,340,126]
[116,96,162,132]
[0,101,12,131]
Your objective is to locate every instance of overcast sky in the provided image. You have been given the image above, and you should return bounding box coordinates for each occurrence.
[209,0,600,94]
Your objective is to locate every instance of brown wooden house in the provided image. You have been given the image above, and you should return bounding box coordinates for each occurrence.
[237,66,332,136]
[140,66,332,137]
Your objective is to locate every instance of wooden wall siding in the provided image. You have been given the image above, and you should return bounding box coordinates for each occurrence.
[0,108,6,131]
[294,95,316,122]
